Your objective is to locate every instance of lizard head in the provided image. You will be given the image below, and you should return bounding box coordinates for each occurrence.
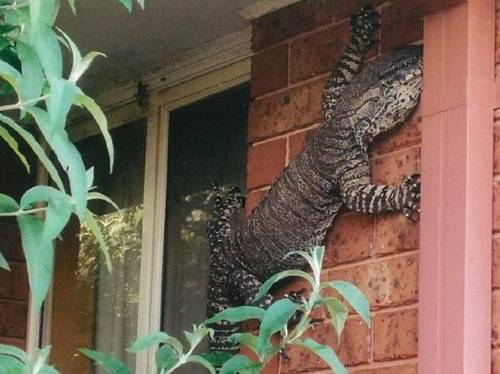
[355,45,423,146]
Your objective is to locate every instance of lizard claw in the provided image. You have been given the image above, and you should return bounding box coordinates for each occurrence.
[350,5,380,54]
[401,173,421,221]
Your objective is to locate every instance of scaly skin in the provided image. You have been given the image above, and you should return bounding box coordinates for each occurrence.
[207,5,423,354]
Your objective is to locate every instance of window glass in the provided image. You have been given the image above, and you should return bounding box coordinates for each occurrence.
[50,119,146,373]
[163,85,249,371]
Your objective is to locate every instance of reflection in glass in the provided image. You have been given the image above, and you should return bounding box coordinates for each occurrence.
[50,120,146,373]
[163,85,248,373]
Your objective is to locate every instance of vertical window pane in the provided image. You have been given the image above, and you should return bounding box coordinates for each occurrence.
[50,119,146,373]
[163,85,249,369]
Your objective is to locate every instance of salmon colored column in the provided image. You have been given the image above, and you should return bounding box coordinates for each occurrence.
[419,1,495,373]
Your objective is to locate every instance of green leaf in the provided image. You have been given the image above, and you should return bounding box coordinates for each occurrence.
[82,210,111,271]
[135,0,145,9]
[321,297,349,338]
[254,269,315,302]
[128,332,183,355]
[118,0,133,12]
[47,77,76,134]
[75,89,114,172]
[28,107,87,218]
[0,125,30,173]
[184,326,212,349]
[33,346,51,373]
[32,25,62,79]
[86,167,94,190]
[324,280,370,327]
[16,42,44,103]
[293,339,347,374]
[0,59,21,93]
[0,355,25,372]
[0,251,10,271]
[199,352,233,368]
[88,192,119,210]
[219,355,262,374]
[0,113,65,192]
[17,215,54,310]
[155,345,179,372]
[205,306,266,325]
[228,333,258,355]
[186,355,216,374]
[20,186,72,242]
[30,0,56,32]
[0,343,29,363]
[78,349,131,374]
[0,193,19,212]
[71,51,105,82]
[257,298,299,354]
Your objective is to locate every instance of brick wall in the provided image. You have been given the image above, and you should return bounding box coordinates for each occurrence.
[0,143,33,350]
[493,2,500,372]
[247,1,423,372]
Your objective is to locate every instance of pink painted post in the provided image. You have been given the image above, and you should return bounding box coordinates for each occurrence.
[419,1,495,373]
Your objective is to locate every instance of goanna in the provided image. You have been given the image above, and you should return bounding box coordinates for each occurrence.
[207,5,423,353]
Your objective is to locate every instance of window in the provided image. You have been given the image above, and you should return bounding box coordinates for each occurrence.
[49,120,147,373]
[162,85,249,371]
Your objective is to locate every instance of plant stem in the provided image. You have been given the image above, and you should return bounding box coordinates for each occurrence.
[0,2,29,10]
[0,96,49,112]
[0,207,47,217]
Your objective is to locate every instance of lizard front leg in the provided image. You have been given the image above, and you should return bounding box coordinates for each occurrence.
[322,5,380,120]
[340,163,420,217]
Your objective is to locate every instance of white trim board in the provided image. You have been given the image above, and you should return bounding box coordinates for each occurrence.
[96,27,252,112]
[239,0,302,20]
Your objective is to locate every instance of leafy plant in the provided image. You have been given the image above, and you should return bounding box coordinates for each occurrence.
[0,0,143,310]
[79,246,370,374]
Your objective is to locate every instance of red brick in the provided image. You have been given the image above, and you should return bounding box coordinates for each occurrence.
[0,337,25,349]
[494,237,500,289]
[324,212,373,267]
[371,106,422,156]
[252,0,334,51]
[0,301,28,338]
[0,263,28,301]
[373,308,418,361]
[494,125,500,174]
[248,78,325,142]
[333,0,385,21]
[493,291,500,347]
[494,181,500,232]
[240,339,279,374]
[245,188,269,217]
[371,147,421,186]
[381,0,424,51]
[290,22,350,83]
[288,127,317,163]
[251,44,289,97]
[493,348,500,374]
[247,139,286,189]
[327,254,418,309]
[374,214,419,256]
[281,318,370,373]
[353,363,417,374]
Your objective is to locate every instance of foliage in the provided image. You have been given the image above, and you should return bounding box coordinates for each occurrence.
[78,246,370,374]
[0,0,143,310]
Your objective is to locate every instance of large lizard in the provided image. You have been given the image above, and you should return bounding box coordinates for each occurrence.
[207,5,423,353]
